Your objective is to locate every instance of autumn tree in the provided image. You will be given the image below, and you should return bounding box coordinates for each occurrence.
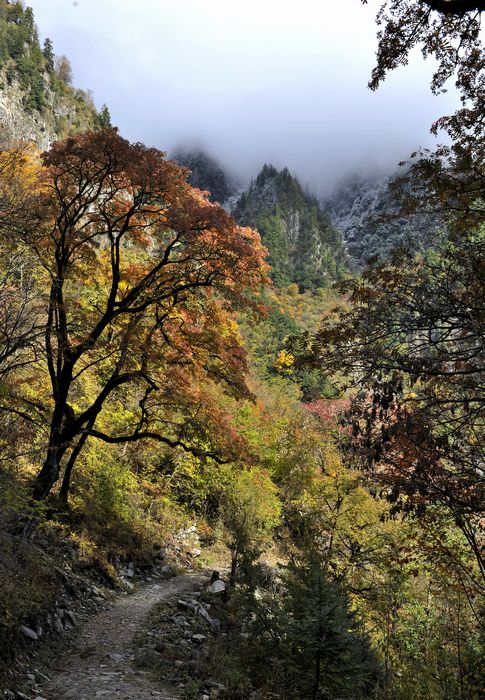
[290,0,485,556]
[54,54,72,84]
[363,1,485,104]
[0,130,269,502]
[335,1,485,561]
[362,0,485,232]
[295,233,484,580]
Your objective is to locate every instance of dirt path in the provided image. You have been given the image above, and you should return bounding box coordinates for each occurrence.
[42,573,205,700]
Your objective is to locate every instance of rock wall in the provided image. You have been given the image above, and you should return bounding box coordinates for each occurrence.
[0,74,100,149]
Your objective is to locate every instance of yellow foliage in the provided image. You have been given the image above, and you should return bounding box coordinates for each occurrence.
[273,349,295,373]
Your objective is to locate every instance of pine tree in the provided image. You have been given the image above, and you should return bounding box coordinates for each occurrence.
[278,556,382,699]
[42,37,54,73]
[98,103,112,129]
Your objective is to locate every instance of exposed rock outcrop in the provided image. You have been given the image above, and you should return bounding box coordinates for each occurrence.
[0,74,101,148]
[324,171,443,268]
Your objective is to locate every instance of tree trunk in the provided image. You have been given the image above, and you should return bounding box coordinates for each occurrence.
[58,430,90,502]
[230,548,238,585]
[312,652,321,700]
[33,398,68,500]
[32,448,62,500]
[33,359,74,500]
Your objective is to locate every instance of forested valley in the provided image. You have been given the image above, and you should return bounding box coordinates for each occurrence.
[0,1,483,699]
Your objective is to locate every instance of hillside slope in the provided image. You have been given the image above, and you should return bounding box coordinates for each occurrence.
[233,164,347,290]
[0,0,106,147]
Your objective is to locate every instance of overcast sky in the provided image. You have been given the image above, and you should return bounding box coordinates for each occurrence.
[28,0,458,192]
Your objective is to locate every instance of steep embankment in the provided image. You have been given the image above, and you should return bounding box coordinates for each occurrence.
[1,522,217,699]
[0,0,105,147]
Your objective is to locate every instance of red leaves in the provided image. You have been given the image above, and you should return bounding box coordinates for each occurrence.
[9,130,271,499]
[304,399,350,427]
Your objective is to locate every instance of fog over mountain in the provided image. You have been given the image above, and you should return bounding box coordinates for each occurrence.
[28,0,459,193]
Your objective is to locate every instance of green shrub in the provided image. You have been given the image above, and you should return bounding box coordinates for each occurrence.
[220,466,281,583]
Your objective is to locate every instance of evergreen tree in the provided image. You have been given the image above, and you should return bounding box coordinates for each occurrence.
[42,37,54,72]
[98,103,112,129]
[278,556,382,699]
[241,555,382,699]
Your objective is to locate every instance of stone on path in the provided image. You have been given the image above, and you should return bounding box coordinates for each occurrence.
[19,626,38,641]
[207,579,225,594]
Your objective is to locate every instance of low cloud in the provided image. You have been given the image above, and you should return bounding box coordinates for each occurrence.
[29,0,458,193]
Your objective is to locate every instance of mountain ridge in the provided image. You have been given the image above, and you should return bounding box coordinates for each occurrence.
[233,163,347,290]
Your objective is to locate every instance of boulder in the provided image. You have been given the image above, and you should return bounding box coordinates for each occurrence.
[207,580,225,595]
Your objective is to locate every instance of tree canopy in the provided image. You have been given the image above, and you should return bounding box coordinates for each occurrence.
[0,130,269,502]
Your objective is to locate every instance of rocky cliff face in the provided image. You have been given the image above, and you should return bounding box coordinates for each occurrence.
[324,172,443,268]
[171,148,238,206]
[233,164,347,291]
[0,0,102,148]
[0,74,101,148]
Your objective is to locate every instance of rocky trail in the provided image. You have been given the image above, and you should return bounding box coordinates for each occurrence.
[33,573,207,700]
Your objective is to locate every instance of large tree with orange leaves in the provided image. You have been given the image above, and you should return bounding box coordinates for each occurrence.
[0,130,269,501]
